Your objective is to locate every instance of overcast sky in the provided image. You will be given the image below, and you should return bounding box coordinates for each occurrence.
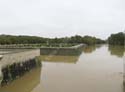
[0,0,124,39]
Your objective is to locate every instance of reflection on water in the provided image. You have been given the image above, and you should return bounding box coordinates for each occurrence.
[32,45,123,92]
[38,55,80,64]
[82,45,97,53]
[0,45,124,92]
[108,45,125,57]
[82,45,102,53]
[0,68,41,92]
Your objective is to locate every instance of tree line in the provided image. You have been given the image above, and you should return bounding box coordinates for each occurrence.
[0,32,124,46]
[0,35,105,45]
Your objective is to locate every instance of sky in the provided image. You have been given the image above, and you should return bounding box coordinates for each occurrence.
[0,0,125,39]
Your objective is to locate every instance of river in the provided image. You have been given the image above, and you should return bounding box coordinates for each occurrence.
[0,45,124,92]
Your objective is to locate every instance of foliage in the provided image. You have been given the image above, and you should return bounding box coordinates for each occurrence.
[108,32,125,45]
[0,34,105,45]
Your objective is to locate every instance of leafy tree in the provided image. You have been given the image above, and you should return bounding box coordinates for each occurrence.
[108,32,125,45]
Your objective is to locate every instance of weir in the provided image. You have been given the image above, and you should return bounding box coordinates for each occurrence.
[0,49,41,86]
[40,44,85,55]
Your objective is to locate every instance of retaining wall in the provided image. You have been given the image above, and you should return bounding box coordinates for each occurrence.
[0,49,41,86]
[40,44,85,55]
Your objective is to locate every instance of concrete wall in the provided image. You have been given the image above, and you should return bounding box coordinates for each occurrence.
[0,49,41,86]
[0,68,41,92]
[40,44,85,56]
[0,49,40,68]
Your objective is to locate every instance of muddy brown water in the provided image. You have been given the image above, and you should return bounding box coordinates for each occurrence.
[0,45,124,92]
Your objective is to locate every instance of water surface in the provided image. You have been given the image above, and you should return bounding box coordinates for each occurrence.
[0,45,124,92]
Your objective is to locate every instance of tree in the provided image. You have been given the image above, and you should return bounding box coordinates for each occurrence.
[108,32,125,45]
